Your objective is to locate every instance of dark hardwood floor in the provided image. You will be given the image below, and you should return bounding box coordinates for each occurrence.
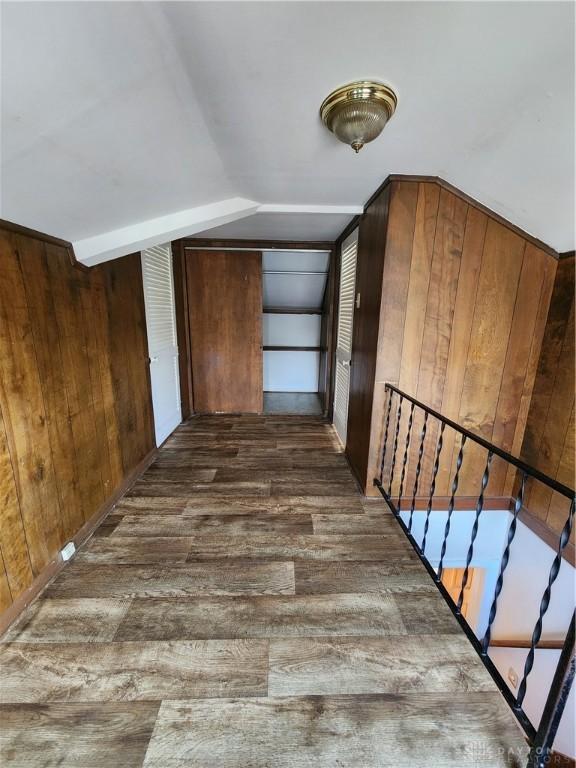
[0,415,527,767]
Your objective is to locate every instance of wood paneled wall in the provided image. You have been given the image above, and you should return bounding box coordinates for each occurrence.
[172,240,194,420]
[520,253,575,540]
[0,224,155,619]
[344,179,559,505]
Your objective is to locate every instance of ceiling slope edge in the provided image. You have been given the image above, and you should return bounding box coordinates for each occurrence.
[74,197,260,266]
[257,204,363,215]
[74,200,363,265]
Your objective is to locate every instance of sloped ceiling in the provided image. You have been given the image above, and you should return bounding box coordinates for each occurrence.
[1,1,574,263]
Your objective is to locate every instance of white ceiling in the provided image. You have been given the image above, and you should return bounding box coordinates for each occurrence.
[199,212,353,242]
[1,1,574,262]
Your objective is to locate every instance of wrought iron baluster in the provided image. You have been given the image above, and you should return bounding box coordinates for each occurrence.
[437,434,467,580]
[397,402,415,512]
[373,383,576,750]
[456,450,493,613]
[379,388,394,484]
[527,613,575,768]
[516,497,575,709]
[481,473,527,655]
[387,395,403,497]
[408,412,428,532]
[421,422,445,555]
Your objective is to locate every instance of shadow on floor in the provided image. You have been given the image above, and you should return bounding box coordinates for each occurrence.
[263,392,323,415]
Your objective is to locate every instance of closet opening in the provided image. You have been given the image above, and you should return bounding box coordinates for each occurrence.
[262,249,331,415]
[175,239,336,418]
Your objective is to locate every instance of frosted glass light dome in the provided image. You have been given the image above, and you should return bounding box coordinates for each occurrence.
[320,81,397,153]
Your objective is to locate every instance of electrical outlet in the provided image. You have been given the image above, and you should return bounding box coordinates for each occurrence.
[508,667,519,689]
[60,542,76,562]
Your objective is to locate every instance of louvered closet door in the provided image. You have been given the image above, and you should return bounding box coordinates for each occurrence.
[141,244,182,446]
[333,229,358,445]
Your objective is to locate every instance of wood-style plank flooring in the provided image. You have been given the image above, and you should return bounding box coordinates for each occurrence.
[0,415,527,767]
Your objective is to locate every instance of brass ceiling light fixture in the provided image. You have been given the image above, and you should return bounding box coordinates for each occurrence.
[320,80,397,153]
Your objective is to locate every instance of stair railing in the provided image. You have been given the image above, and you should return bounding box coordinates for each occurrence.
[374,383,575,768]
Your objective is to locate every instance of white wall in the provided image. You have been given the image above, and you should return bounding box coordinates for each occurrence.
[398,507,575,757]
[262,251,330,273]
[261,248,325,394]
[489,521,575,640]
[399,507,510,636]
[488,520,575,759]
[263,314,321,347]
[489,647,575,758]
[263,351,320,392]
[263,273,327,309]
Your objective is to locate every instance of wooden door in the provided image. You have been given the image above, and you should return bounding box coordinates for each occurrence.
[441,567,477,620]
[186,250,263,413]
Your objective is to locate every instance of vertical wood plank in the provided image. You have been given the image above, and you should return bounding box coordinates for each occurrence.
[371,182,419,495]
[415,189,467,491]
[417,189,468,410]
[546,403,575,540]
[434,206,487,496]
[0,403,33,598]
[102,254,155,470]
[102,259,140,473]
[456,221,525,495]
[0,550,12,613]
[398,183,440,493]
[172,241,194,420]
[503,248,557,495]
[527,298,575,516]
[45,244,106,523]
[347,186,390,491]
[398,182,440,397]
[89,268,124,492]
[79,268,115,501]
[0,231,62,573]
[374,182,420,388]
[490,246,552,492]
[521,257,574,461]
[0,227,155,619]
[17,238,83,540]
[519,255,574,524]
[441,207,489,420]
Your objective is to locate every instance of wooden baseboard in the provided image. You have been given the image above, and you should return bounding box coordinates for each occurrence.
[366,488,575,566]
[0,446,158,637]
[366,493,514,511]
[490,638,565,650]
[397,495,513,511]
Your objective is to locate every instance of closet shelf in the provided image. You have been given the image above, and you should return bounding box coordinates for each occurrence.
[263,346,323,352]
